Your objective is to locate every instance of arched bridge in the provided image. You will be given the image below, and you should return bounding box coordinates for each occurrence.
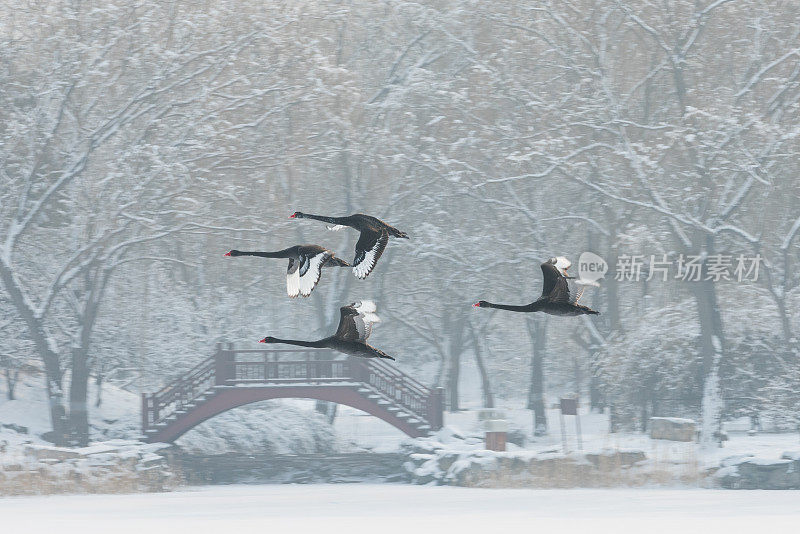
[141,344,444,443]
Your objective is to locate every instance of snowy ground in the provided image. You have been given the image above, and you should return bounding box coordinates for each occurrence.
[2,484,800,534]
[4,367,799,481]
[333,360,800,465]
[0,371,141,445]
[335,402,800,468]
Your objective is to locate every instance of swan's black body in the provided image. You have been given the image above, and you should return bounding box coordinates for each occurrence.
[289,212,408,279]
[259,302,394,360]
[225,245,348,297]
[474,259,600,316]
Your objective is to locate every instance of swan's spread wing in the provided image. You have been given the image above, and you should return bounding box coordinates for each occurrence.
[550,276,571,303]
[326,224,348,231]
[286,258,300,298]
[541,261,571,303]
[351,300,380,341]
[297,251,331,297]
[335,305,360,341]
[567,278,598,304]
[539,261,560,298]
[353,229,389,279]
[547,256,586,303]
[568,279,585,304]
[298,255,310,277]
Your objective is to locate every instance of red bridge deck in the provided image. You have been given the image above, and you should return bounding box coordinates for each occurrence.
[141,344,444,443]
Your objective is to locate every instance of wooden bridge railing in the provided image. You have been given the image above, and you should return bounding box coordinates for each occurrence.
[142,356,216,429]
[216,349,356,385]
[142,344,443,435]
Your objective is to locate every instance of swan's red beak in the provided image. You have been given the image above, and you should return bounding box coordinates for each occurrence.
[258,338,266,343]
[224,251,231,256]
[289,213,296,218]
[472,302,480,307]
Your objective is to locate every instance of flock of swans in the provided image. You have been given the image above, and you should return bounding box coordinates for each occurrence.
[225,212,599,362]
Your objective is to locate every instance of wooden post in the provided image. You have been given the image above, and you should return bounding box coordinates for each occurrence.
[559,397,579,453]
[428,387,444,430]
[349,356,366,382]
[215,346,232,386]
[485,419,508,451]
[485,432,506,451]
[141,393,148,435]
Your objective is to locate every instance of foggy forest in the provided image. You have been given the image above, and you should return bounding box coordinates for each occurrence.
[2,0,800,529]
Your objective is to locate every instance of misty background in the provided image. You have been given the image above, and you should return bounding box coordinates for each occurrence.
[2,0,800,454]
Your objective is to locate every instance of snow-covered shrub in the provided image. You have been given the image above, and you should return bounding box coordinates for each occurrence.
[400,428,682,488]
[719,333,788,426]
[596,295,793,432]
[761,348,800,431]
[595,302,703,431]
[175,400,339,455]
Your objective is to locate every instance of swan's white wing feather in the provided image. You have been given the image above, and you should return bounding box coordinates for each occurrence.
[361,312,380,324]
[353,231,388,279]
[353,300,377,313]
[297,251,330,297]
[350,300,380,340]
[567,278,598,303]
[326,224,347,231]
[286,268,300,298]
[553,256,571,274]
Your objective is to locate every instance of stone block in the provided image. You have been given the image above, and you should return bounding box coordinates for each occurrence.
[650,417,695,442]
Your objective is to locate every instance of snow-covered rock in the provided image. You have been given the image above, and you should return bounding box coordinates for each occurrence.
[1,438,177,496]
[400,428,652,488]
[714,452,800,489]
[650,417,696,442]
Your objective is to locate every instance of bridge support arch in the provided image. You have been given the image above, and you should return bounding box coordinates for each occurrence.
[145,385,435,443]
[141,347,444,443]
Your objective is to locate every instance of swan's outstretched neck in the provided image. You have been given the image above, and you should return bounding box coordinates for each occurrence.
[234,248,294,258]
[480,301,538,313]
[262,337,327,348]
[302,213,348,225]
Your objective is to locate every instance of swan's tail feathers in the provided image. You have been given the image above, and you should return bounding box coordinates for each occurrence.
[375,349,395,361]
[325,256,350,267]
[387,226,409,239]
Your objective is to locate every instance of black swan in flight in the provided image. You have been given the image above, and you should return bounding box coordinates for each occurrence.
[259,300,395,360]
[474,257,600,316]
[289,212,408,279]
[224,245,348,298]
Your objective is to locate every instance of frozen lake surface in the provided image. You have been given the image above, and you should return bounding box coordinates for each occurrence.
[3,484,800,533]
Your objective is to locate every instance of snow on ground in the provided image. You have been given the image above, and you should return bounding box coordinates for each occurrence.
[332,358,800,463]
[3,367,798,471]
[338,400,800,469]
[0,372,353,454]
[2,484,800,534]
[0,371,141,444]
